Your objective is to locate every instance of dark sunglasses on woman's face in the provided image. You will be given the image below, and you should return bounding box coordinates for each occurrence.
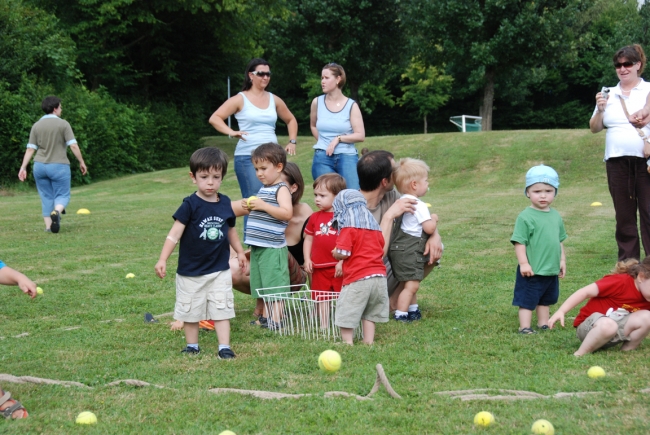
[614,61,637,69]
[251,71,272,77]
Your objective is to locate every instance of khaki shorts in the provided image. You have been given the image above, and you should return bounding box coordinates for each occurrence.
[335,277,389,328]
[576,312,631,349]
[175,270,235,322]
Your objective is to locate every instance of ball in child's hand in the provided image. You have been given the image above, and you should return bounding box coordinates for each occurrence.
[587,366,606,378]
[36,287,43,295]
[125,273,135,279]
[473,411,494,427]
[75,411,97,424]
[318,350,341,373]
[531,419,554,434]
[246,196,258,208]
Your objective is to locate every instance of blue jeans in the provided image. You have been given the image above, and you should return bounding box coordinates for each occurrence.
[33,162,71,216]
[311,149,359,190]
[234,155,263,233]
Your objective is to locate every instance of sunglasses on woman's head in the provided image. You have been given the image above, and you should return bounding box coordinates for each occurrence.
[614,61,637,69]
[251,71,272,77]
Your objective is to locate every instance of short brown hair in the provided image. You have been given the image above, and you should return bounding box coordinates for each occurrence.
[42,96,61,114]
[189,147,228,176]
[322,63,346,89]
[613,44,647,76]
[393,158,430,194]
[313,173,347,196]
[282,162,305,206]
[251,143,286,168]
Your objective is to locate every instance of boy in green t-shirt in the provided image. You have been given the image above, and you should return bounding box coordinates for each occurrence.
[511,165,567,334]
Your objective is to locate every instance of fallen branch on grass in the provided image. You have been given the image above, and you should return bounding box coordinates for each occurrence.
[436,389,603,401]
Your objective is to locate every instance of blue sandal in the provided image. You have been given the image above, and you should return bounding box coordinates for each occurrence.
[519,327,537,334]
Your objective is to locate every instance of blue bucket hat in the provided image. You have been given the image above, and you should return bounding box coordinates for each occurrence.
[525,164,559,196]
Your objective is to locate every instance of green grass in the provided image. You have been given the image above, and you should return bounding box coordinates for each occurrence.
[2,130,650,434]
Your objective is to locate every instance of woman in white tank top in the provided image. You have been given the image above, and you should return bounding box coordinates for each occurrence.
[209,58,298,199]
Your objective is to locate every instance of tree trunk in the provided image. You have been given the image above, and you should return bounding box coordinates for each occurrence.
[481,68,495,131]
[423,114,428,134]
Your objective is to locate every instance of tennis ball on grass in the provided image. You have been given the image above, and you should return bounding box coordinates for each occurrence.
[77,208,91,214]
[246,196,258,208]
[318,350,341,373]
[531,419,554,434]
[588,366,606,378]
[36,287,43,295]
[219,431,237,435]
[590,202,602,207]
[125,273,135,278]
[473,411,494,427]
[75,411,97,424]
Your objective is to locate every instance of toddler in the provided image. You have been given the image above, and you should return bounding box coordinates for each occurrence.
[511,164,566,334]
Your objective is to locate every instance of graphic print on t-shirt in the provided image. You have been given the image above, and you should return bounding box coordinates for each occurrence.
[318,220,336,236]
[198,216,226,241]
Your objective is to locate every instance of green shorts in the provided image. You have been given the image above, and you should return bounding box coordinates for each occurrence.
[335,277,389,328]
[387,228,428,282]
[576,312,631,349]
[250,246,290,298]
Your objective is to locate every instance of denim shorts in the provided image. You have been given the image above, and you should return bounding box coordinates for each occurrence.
[311,149,359,190]
[33,162,71,216]
[512,266,559,310]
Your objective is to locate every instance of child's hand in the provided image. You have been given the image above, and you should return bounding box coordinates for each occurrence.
[334,260,343,278]
[559,260,566,278]
[17,276,37,299]
[237,252,249,275]
[303,259,313,273]
[519,263,534,277]
[170,320,184,331]
[245,197,264,211]
[548,311,564,329]
[155,260,167,279]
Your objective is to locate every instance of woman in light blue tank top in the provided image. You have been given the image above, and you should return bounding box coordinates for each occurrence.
[310,63,365,190]
[209,58,298,199]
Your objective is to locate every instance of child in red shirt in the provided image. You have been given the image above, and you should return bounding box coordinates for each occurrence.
[304,174,347,295]
[331,189,388,345]
[549,257,650,356]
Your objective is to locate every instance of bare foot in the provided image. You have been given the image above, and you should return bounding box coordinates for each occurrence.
[170,320,184,331]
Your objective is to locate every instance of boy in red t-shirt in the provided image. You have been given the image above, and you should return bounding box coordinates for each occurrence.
[549,257,650,356]
[331,190,388,345]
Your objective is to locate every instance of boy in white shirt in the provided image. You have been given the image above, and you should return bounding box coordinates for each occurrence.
[387,158,437,322]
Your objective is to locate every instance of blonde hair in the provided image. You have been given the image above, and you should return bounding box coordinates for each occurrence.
[393,158,430,194]
[612,257,650,278]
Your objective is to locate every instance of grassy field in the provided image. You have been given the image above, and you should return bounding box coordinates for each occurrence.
[2,129,650,434]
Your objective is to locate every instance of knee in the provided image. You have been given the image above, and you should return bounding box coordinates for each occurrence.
[594,318,618,337]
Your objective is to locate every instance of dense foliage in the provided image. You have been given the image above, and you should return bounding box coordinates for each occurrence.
[1,0,649,185]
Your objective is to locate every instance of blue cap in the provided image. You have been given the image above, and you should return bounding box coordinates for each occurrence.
[525,164,559,195]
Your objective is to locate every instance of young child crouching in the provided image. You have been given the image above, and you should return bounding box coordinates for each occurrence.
[155,147,247,358]
[511,164,567,334]
[388,158,437,322]
[332,189,389,345]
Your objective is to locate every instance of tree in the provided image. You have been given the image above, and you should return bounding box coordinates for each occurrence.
[399,60,453,133]
[403,0,585,131]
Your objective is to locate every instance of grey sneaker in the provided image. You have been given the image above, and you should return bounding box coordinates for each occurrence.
[218,348,236,359]
[181,346,200,354]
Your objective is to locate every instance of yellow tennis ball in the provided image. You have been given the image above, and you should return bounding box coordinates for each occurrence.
[75,411,97,424]
[219,431,237,435]
[36,287,43,295]
[588,366,606,378]
[318,350,341,373]
[531,419,554,435]
[125,273,135,279]
[590,202,602,207]
[76,208,91,214]
[473,411,495,427]
[246,196,258,208]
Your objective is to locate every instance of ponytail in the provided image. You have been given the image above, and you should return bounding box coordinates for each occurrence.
[612,256,650,278]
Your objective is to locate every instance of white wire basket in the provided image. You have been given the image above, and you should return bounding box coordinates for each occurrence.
[258,284,363,341]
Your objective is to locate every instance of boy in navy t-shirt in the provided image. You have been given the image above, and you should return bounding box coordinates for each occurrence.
[155,147,247,358]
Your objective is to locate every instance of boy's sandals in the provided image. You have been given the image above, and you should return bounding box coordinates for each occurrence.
[0,390,28,419]
[518,327,537,335]
[250,315,268,327]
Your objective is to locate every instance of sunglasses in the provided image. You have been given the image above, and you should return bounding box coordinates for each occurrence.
[614,61,637,69]
[251,71,272,77]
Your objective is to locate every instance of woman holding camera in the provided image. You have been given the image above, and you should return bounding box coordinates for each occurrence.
[590,44,650,261]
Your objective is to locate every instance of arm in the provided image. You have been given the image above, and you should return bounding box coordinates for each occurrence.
[332,249,350,261]
[228,226,248,275]
[589,91,607,133]
[309,98,319,141]
[514,242,533,277]
[155,220,186,279]
[379,197,418,256]
[232,198,250,217]
[421,214,438,236]
[303,234,314,273]
[548,283,599,328]
[325,102,366,156]
[630,93,650,128]
[248,186,293,221]
[275,96,298,156]
[334,260,343,278]
[0,265,37,298]
[68,144,88,175]
[208,95,248,139]
[559,242,566,278]
[18,148,36,181]
[422,229,443,264]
